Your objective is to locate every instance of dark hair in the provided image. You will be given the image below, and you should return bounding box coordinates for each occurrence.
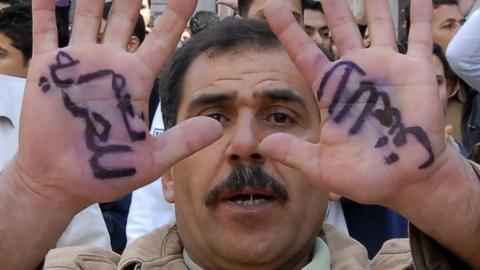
[189,11,220,36]
[433,0,459,8]
[0,3,32,62]
[433,42,456,83]
[160,19,282,129]
[103,2,146,43]
[304,0,323,13]
[238,0,305,18]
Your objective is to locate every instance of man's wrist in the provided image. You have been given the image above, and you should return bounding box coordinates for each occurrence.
[1,158,82,218]
[391,144,480,268]
[0,158,82,269]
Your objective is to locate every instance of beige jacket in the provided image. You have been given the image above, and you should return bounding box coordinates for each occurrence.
[44,223,466,270]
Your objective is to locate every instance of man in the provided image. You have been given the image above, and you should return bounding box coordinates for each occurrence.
[1,0,480,269]
[432,0,465,52]
[303,0,333,59]
[0,5,30,78]
[0,3,112,256]
[99,2,146,53]
[238,0,304,23]
[427,0,467,144]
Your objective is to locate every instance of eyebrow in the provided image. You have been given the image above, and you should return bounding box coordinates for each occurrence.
[259,89,307,108]
[188,92,237,111]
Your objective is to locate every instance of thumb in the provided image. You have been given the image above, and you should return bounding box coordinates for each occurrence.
[259,133,319,176]
[151,117,223,177]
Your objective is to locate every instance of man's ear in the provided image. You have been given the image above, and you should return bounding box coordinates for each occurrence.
[127,36,141,53]
[162,169,175,203]
[328,192,342,201]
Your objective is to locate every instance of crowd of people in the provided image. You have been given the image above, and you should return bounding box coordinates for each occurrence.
[1,0,480,269]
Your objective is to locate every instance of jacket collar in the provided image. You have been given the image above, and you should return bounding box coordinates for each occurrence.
[118,223,377,270]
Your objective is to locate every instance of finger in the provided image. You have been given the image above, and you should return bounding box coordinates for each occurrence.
[136,0,197,75]
[259,133,320,180]
[322,0,363,55]
[365,0,397,50]
[151,117,223,176]
[264,0,329,85]
[408,0,433,61]
[32,0,58,54]
[102,0,142,48]
[69,0,104,44]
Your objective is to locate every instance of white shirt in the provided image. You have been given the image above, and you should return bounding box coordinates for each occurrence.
[126,104,175,244]
[0,74,112,250]
[446,9,480,90]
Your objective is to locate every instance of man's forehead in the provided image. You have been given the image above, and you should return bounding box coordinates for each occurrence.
[304,9,327,27]
[180,48,312,106]
[0,33,14,48]
[185,49,300,86]
[433,4,463,21]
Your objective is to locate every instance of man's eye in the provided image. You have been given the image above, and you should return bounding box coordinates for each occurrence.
[304,27,314,36]
[267,112,294,124]
[207,113,228,123]
[442,23,453,30]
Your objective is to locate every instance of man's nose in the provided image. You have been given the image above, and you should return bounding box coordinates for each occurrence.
[225,112,265,165]
[312,31,323,47]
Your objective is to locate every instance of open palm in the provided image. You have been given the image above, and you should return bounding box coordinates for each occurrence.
[261,0,448,205]
[14,0,221,206]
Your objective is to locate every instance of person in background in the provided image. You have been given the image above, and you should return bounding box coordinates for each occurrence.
[446,8,480,156]
[303,0,334,60]
[426,0,469,146]
[432,0,465,52]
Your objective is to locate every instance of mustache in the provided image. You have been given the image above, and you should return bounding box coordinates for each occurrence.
[205,163,289,206]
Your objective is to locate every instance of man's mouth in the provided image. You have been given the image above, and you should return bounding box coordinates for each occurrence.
[204,163,289,207]
[227,193,275,206]
[216,187,282,207]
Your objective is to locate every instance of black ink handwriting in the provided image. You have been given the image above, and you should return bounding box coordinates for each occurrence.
[317,61,434,169]
[38,51,147,179]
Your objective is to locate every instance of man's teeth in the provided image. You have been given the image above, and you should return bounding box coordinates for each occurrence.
[233,194,268,206]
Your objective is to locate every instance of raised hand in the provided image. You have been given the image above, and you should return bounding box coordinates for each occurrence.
[14,0,222,206]
[261,0,448,206]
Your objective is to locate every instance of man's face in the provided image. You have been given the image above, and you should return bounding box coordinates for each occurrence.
[304,9,331,49]
[165,49,328,269]
[432,4,465,51]
[0,33,28,78]
[248,0,303,23]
